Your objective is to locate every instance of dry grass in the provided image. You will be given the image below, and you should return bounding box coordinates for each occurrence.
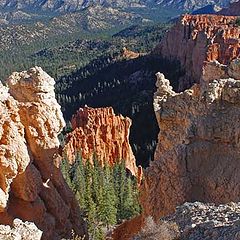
[133,217,180,240]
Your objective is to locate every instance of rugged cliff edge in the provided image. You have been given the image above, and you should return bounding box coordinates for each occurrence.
[141,58,240,222]
[0,67,87,239]
[64,106,140,178]
[155,14,240,90]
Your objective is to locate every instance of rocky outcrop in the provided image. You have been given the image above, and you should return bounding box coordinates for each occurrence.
[162,202,240,240]
[64,106,139,177]
[0,67,87,239]
[122,47,140,60]
[141,60,240,222]
[0,219,42,240]
[155,14,240,90]
[134,202,240,240]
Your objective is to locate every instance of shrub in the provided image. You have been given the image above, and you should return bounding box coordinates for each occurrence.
[133,217,180,240]
[235,18,240,26]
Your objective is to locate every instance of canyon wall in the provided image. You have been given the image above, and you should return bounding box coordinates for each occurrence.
[64,106,139,177]
[141,59,240,221]
[0,67,87,239]
[155,14,240,90]
[113,13,240,240]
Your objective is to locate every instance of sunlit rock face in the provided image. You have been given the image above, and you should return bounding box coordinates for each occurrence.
[112,13,240,240]
[141,58,240,221]
[155,14,240,90]
[64,106,140,177]
[0,67,87,240]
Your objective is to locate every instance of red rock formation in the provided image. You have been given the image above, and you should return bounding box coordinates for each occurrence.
[155,14,240,90]
[111,215,144,240]
[0,67,87,240]
[64,107,138,176]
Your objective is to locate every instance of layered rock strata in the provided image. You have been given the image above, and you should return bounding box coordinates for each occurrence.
[0,67,87,239]
[141,59,240,222]
[155,14,240,90]
[64,106,139,176]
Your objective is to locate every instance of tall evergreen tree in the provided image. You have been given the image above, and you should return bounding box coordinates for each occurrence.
[99,164,117,229]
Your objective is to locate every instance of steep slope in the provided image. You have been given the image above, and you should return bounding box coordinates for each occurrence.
[0,67,87,239]
[0,6,145,50]
[64,107,140,177]
[155,14,240,90]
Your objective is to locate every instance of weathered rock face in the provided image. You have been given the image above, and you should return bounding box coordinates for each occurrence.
[0,219,42,240]
[0,67,87,239]
[141,61,240,221]
[64,106,139,176]
[155,14,240,90]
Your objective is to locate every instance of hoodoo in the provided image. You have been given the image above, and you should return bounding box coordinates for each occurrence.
[155,14,240,90]
[0,67,87,239]
[64,106,139,177]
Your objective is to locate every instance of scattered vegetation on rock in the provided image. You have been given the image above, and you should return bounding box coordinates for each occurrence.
[133,217,180,240]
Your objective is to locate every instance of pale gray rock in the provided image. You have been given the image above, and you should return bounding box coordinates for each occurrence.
[0,219,42,240]
[163,202,240,240]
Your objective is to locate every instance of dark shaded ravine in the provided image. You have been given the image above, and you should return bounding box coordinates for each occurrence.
[56,53,184,167]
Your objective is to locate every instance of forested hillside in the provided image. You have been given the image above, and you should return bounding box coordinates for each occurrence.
[0,22,176,166]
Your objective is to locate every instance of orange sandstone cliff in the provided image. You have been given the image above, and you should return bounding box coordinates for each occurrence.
[0,67,87,240]
[64,107,139,177]
[141,58,240,222]
[155,14,240,90]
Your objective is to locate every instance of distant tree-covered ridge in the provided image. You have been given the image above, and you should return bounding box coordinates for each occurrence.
[0,22,181,168]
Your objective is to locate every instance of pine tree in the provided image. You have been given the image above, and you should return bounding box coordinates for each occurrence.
[122,177,140,220]
[72,153,86,209]
[61,157,73,189]
[99,164,117,229]
[114,160,127,220]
